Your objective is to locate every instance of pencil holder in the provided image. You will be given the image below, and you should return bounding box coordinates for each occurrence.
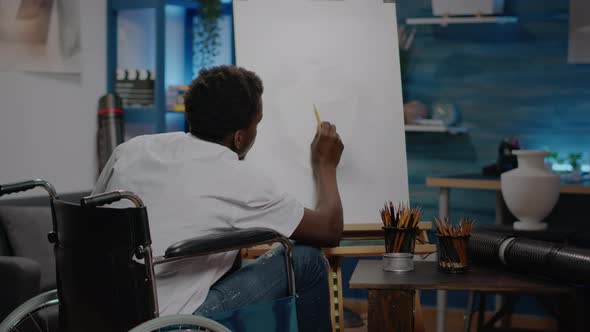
[383,227,418,254]
[383,253,414,272]
[437,234,470,273]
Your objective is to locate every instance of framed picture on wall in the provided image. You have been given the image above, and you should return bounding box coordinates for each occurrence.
[568,0,590,63]
[0,0,80,73]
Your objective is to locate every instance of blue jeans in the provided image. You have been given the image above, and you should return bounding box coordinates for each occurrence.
[195,244,332,332]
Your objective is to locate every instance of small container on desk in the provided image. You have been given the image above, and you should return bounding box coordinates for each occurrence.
[437,234,470,273]
[382,227,418,272]
[383,252,414,272]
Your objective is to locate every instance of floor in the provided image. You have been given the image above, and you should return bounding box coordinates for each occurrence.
[342,300,557,332]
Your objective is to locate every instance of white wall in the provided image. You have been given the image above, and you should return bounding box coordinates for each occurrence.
[0,0,106,194]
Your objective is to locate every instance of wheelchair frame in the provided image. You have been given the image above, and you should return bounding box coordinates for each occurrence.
[0,179,297,332]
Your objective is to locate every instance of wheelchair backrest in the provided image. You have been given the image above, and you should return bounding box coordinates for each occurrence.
[50,199,156,332]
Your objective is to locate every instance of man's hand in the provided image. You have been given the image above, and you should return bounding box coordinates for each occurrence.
[311,122,344,173]
[291,121,344,247]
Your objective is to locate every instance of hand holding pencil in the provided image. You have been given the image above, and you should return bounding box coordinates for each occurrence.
[311,105,344,172]
[314,104,321,130]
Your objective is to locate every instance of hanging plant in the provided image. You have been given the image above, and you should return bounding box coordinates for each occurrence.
[193,0,222,71]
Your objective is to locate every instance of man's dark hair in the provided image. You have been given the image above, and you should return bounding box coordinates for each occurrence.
[185,65,264,142]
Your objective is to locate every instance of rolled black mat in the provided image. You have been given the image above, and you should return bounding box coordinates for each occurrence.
[468,230,513,266]
[468,229,590,285]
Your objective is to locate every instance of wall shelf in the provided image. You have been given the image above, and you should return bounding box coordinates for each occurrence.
[405,125,468,134]
[124,107,157,124]
[406,15,518,26]
[107,0,233,136]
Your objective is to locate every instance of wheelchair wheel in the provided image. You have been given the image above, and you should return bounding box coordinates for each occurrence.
[129,315,231,332]
[0,290,59,332]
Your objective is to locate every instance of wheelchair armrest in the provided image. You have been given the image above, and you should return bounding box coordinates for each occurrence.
[0,256,41,320]
[164,228,283,259]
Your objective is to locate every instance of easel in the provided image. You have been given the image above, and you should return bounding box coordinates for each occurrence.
[244,222,436,332]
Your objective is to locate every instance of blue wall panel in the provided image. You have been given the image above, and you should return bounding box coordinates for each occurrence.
[399,0,590,227]
[344,0,590,315]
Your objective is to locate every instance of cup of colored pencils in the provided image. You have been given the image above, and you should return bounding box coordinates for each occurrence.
[435,217,476,274]
[380,202,421,254]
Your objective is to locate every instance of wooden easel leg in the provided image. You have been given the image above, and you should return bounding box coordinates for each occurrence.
[328,257,344,332]
[335,258,344,329]
[368,289,415,332]
[328,260,337,332]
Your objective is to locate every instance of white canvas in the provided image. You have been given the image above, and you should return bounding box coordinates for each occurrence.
[233,0,409,224]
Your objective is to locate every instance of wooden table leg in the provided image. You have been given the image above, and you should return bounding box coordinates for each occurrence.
[368,289,415,332]
[414,291,426,332]
[494,191,509,327]
[495,191,505,226]
[436,290,447,332]
[557,291,581,332]
[477,292,486,329]
[436,187,450,332]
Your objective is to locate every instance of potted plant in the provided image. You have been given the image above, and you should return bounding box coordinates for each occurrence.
[193,0,222,70]
[567,152,583,176]
[545,151,562,171]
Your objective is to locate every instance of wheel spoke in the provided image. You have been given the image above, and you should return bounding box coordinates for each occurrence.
[2,292,59,332]
[26,312,43,332]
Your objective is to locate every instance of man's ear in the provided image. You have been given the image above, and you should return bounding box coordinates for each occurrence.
[233,130,245,151]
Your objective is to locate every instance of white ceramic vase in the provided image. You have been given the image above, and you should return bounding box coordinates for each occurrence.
[500,150,560,231]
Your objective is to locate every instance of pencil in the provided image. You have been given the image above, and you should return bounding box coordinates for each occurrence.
[314,104,321,128]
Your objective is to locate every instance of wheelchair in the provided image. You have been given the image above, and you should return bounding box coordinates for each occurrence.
[0,179,298,332]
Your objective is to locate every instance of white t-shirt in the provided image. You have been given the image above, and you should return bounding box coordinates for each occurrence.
[92,132,304,315]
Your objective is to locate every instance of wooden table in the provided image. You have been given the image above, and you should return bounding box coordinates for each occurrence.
[350,260,578,332]
[243,223,437,332]
[426,174,590,332]
[426,174,590,226]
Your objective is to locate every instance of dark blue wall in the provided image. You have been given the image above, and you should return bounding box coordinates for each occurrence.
[344,0,590,315]
[401,0,590,228]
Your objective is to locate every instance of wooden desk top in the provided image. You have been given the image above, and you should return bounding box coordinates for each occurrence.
[426,174,590,195]
[342,222,432,239]
[243,222,437,258]
[350,260,571,294]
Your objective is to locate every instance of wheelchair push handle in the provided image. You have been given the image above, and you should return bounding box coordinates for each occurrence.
[0,179,57,198]
[82,190,144,208]
[82,191,121,206]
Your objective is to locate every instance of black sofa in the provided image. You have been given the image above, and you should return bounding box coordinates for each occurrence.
[0,192,88,320]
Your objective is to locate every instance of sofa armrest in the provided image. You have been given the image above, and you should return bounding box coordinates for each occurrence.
[164,228,282,259]
[0,256,41,320]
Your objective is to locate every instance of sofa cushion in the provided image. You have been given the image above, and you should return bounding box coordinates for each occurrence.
[0,206,56,291]
[0,222,11,256]
[0,256,41,320]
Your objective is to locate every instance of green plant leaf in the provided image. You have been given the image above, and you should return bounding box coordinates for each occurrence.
[193,0,222,70]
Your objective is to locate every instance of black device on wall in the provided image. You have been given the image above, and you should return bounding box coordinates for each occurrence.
[482,138,519,176]
[97,94,125,174]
